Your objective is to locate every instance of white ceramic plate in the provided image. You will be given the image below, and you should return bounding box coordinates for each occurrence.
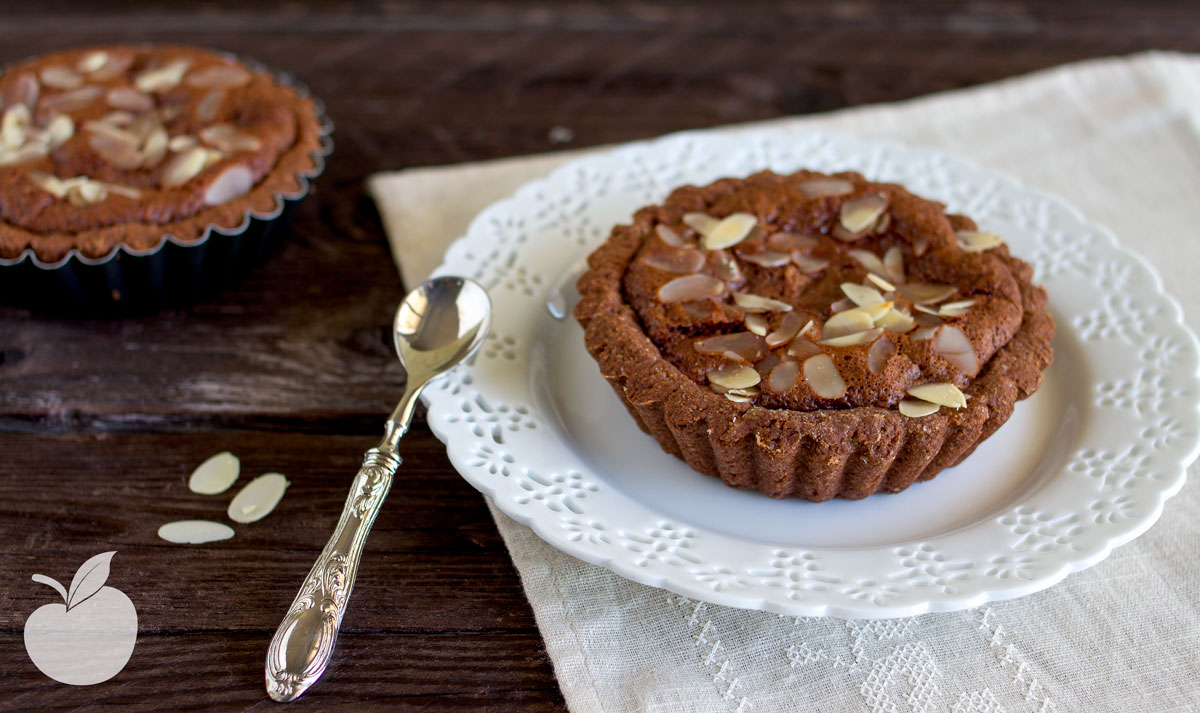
[424,128,1200,618]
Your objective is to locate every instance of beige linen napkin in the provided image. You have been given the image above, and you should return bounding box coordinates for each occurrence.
[368,52,1200,713]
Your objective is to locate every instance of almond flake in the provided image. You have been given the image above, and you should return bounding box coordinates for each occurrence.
[767,359,800,391]
[135,59,191,93]
[911,326,939,341]
[866,272,897,292]
[766,232,819,253]
[897,282,956,305]
[141,126,169,167]
[841,282,885,307]
[168,134,198,152]
[723,392,755,403]
[44,114,74,149]
[939,299,976,317]
[0,143,47,166]
[799,178,854,198]
[195,89,226,123]
[744,313,769,336]
[874,212,891,233]
[227,473,290,524]
[1,104,30,150]
[77,51,109,74]
[820,327,883,347]
[867,337,895,373]
[907,382,967,409]
[106,87,155,112]
[787,338,821,360]
[876,308,916,333]
[659,274,726,303]
[694,332,767,363]
[839,193,888,234]
[157,520,235,544]
[956,230,1005,252]
[41,85,103,113]
[200,123,261,152]
[104,182,141,199]
[708,363,761,390]
[68,179,107,205]
[682,212,718,236]
[914,312,944,327]
[791,253,830,273]
[160,146,208,188]
[710,249,742,282]
[823,309,874,339]
[765,313,809,348]
[829,297,855,313]
[848,249,887,276]
[86,51,134,81]
[859,301,893,322]
[188,451,241,494]
[641,247,706,274]
[934,325,979,376]
[186,64,252,89]
[899,399,940,418]
[803,354,846,399]
[88,130,142,169]
[733,291,792,313]
[738,249,791,267]
[703,212,757,250]
[28,171,66,198]
[883,245,905,283]
[40,65,84,90]
[655,224,686,246]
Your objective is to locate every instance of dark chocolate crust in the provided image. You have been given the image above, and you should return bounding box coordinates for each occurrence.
[574,170,1054,501]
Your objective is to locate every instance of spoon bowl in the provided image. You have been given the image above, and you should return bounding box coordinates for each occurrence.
[394,276,492,380]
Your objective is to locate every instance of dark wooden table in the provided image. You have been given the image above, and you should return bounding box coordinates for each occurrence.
[2,2,1197,710]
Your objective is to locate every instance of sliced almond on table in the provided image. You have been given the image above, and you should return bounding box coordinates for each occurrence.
[186,64,252,89]
[640,246,706,274]
[934,325,979,376]
[158,520,235,544]
[841,282,885,307]
[708,363,761,390]
[898,399,940,418]
[659,274,725,303]
[838,193,888,235]
[798,178,853,198]
[822,309,874,339]
[897,282,956,305]
[765,312,810,348]
[803,354,846,398]
[867,337,895,373]
[767,359,800,391]
[682,212,718,236]
[743,313,769,336]
[956,230,1005,252]
[228,473,290,524]
[694,332,767,363]
[703,212,757,250]
[188,451,241,495]
[733,291,792,313]
[907,382,968,408]
[655,224,686,246]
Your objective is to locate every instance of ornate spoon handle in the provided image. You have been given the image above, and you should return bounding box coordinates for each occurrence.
[264,447,400,702]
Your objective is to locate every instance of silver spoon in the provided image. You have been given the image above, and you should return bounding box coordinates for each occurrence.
[265,276,492,703]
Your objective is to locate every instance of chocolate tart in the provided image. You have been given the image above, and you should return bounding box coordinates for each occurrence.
[574,170,1054,501]
[0,45,331,315]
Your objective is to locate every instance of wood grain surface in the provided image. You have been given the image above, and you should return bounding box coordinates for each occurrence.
[2,2,1197,710]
